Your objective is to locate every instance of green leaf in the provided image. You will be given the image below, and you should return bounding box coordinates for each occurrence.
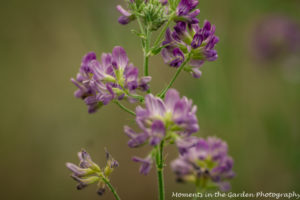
[131,29,146,39]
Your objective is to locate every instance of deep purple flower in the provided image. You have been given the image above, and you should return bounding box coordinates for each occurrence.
[162,20,219,78]
[175,0,200,24]
[171,137,235,191]
[66,149,118,195]
[124,88,198,148]
[71,46,150,113]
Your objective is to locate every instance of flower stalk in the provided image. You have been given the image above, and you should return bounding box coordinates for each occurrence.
[156,140,165,200]
[153,12,175,49]
[144,28,151,78]
[114,100,136,116]
[159,53,191,98]
[101,175,121,200]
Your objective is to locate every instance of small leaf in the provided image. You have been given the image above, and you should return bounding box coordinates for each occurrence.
[131,29,146,39]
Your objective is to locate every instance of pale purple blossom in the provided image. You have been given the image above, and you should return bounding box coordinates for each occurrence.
[71,46,151,113]
[124,89,199,175]
[124,88,199,148]
[171,137,235,191]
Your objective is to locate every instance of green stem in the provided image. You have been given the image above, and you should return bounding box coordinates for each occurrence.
[101,176,121,200]
[114,101,136,116]
[119,85,144,102]
[143,28,151,93]
[136,15,146,51]
[156,140,165,200]
[144,28,151,77]
[136,15,145,35]
[153,13,174,49]
[126,91,144,102]
[192,177,207,200]
[158,53,191,98]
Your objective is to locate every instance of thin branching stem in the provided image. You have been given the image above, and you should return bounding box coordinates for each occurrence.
[114,101,136,116]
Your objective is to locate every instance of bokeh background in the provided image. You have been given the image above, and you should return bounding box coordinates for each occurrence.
[0,0,299,199]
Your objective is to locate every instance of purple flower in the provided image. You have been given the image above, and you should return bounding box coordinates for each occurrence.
[252,15,300,62]
[176,136,199,155]
[125,88,198,148]
[71,46,150,113]
[175,0,200,24]
[124,89,198,175]
[171,137,235,191]
[162,20,219,78]
[66,149,118,195]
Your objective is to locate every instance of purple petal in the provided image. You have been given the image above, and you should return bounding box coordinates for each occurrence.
[116,5,131,17]
[177,0,199,16]
[132,156,153,175]
[118,16,131,25]
[112,46,128,70]
[82,52,97,65]
[149,120,165,146]
[161,48,173,64]
[124,126,149,148]
[218,182,231,192]
[171,158,193,176]
[191,33,203,49]
[170,48,184,67]
[145,94,166,117]
[66,163,89,176]
[164,89,180,111]
[191,68,202,78]
[139,76,152,91]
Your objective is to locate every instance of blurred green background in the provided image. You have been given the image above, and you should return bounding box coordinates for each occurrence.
[0,0,299,199]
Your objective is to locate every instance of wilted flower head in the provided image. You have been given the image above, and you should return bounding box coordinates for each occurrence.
[162,20,219,78]
[66,149,118,195]
[171,137,235,191]
[117,0,169,31]
[71,46,151,113]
